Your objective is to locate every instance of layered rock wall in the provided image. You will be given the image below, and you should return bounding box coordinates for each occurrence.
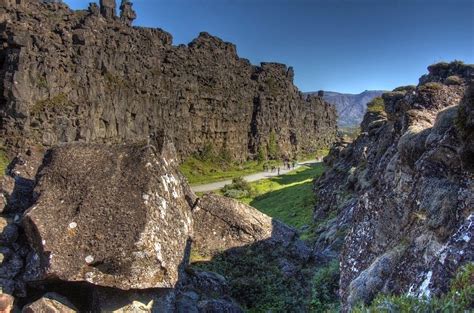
[0,1,337,161]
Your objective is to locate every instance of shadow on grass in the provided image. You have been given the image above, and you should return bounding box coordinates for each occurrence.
[191,219,315,312]
[248,163,325,229]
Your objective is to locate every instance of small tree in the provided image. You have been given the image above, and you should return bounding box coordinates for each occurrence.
[257,145,267,163]
[267,131,279,160]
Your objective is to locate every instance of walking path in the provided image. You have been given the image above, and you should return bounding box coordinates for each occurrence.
[191,159,321,193]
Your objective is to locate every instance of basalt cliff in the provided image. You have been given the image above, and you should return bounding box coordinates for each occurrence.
[0,0,337,161]
[314,61,473,310]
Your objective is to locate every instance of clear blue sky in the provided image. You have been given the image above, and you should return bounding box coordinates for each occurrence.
[64,0,473,93]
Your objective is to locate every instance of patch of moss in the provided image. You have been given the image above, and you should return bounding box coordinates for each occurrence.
[36,75,48,89]
[0,148,9,175]
[31,93,72,114]
[104,72,127,88]
[393,85,416,92]
[265,77,280,96]
[419,82,443,91]
[367,97,385,113]
[445,75,463,86]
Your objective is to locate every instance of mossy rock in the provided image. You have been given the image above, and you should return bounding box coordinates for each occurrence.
[393,85,416,92]
[445,75,463,86]
[419,81,443,91]
[31,93,72,114]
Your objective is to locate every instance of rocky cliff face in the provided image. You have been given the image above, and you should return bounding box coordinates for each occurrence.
[313,61,473,310]
[0,0,337,161]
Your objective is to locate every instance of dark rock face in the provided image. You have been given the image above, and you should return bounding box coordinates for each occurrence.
[313,61,474,310]
[23,139,194,290]
[0,1,337,161]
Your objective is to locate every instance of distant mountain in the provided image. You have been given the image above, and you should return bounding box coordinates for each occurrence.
[306,90,386,127]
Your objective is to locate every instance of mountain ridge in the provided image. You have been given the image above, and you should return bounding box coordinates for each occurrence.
[305,90,386,127]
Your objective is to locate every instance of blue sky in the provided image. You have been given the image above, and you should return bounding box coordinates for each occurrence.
[64,0,473,93]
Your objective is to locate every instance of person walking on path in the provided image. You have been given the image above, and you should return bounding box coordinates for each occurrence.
[277,167,281,175]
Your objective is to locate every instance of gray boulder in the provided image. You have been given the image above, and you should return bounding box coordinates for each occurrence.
[23,139,194,290]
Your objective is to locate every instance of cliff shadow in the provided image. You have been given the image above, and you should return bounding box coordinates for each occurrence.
[188,219,316,312]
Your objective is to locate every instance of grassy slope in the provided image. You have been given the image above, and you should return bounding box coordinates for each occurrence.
[237,163,325,238]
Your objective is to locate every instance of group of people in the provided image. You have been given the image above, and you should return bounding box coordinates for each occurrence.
[262,159,297,175]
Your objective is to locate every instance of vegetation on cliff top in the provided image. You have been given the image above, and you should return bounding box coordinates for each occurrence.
[366,97,385,113]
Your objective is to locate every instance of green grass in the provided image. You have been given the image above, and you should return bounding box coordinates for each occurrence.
[234,163,326,238]
[180,157,279,185]
[192,241,314,312]
[181,146,330,186]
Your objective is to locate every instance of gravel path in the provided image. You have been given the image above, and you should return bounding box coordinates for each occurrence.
[191,159,321,193]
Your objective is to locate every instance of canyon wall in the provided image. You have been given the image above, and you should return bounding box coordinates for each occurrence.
[0,0,337,161]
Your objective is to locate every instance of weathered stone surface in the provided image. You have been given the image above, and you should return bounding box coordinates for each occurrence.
[193,194,273,256]
[193,193,301,257]
[23,139,194,290]
[22,293,77,313]
[314,61,474,310]
[0,1,337,162]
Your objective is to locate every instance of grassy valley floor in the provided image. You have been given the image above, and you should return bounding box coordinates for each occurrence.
[238,163,325,239]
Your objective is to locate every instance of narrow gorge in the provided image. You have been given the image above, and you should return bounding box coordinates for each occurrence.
[0,1,472,312]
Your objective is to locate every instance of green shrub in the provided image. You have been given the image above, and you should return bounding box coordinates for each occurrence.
[196,142,215,161]
[32,93,71,114]
[311,260,340,312]
[222,177,252,199]
[223,189,250,199]
[257,145,267,163]
[367,97,385,113]
[445,75,462,86]
[267,131,279,160]
[420,82,443,91]
[393,85,416,92]
[354,263,474,312]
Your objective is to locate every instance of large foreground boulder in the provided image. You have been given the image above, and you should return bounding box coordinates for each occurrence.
[23,140,194,290]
